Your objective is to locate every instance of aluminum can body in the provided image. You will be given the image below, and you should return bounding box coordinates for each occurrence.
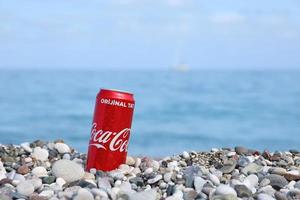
[86,89,135,171]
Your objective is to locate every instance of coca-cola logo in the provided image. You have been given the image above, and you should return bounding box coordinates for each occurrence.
[89,123,130,152]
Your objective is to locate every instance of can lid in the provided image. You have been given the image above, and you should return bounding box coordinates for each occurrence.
[100,88,133,96]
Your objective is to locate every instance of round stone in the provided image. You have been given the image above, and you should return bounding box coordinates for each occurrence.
[126,156,135,166]
[39,190,55,198]
[20,142,32,153]
[28,178,42,190]
[17,165,30,175]
[237,157,250,167]
[55,143,71,154]
[164,172,172,182]
[219,159,237,174]
[182,151,190,159]
[241,163,263,175]
[209,173,220,186]
[215,184,237,197]
[42,176,56,184]
[16,180,34,196]
[31,147,49,161]
[32,166,48,177]
[286,190,300,200]
[52,160,84,183]
[235,146,249,155]
[257,193,276,200]
[234,185,252,198]
[243,174,258,190]
[268,167,287,175]
[130,189,156,200]
[265,174,288,190]
[194,176,206,193]
[148,174,162,184]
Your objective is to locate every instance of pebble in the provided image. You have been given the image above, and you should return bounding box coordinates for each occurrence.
[126,156,135,166]
[31,147,49,161]
[235,146,249,155]
[164,172,172,182]
[265,174,288,190]
[16,180,34,196]
[42,176,56,184]
[209,173,220,186]
[130,189,156,200]
[268,167,287,175]
[243,174,258,191]
[54,143,71,154]
[294,180,300,189]
[182,151,190,159]
[52,159,84,182]
[183,188,197,200]
[241,163,263,175]
[215,184,237,196]
[39,190,55,198]
[56,177,66,187]
[129,176,144,187]
[219,159,237,174]
[20,142,32,153]
[286,190,300,199]
[17,165,30,175]
[194,176,206,192]
[74,188,94,200]
[274,191,288,200]
[147,174,162,184]
[28,178,42,190]
[234,184,252,198]
[257,193,276,200]
[32,166,48,177]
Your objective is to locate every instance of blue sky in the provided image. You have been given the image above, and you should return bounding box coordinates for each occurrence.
[0,0,300,69]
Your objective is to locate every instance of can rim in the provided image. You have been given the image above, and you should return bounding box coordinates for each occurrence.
[100,88,133,95]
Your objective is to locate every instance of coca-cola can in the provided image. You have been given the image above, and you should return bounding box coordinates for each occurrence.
[86,89,135,171]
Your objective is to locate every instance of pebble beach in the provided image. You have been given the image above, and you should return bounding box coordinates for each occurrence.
[1,141,300,200]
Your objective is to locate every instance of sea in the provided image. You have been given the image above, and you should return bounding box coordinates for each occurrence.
[0,69,300,157]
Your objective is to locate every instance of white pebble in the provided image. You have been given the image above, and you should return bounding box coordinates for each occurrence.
[148,174,162,184]
[126,156,135,166]
[63,153,71,160]
[243,174,259,190]
[215,184,237,196]
[135,158,141,168]
[28,178,42,190]
[17,180,34,196]
[257,193,276,200]
[144,167,154,174]
[209,173,220,186]
[194,176,206,193]
[31,147,49,161]
[32,166,48,177]
[56,177,66,188]
[24,157,32,163]
[39,190,54,198]
[52,160,84,182]
[182,151,190,159]
[164,172,172,182]
[74,188,94,200]
[20,142,32,153]
[152,160,160,171]
[55,143,71,154]
[227,152,236,157]
[130,189,156,200]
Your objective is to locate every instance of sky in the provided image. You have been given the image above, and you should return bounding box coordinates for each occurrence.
[0,0,300,70]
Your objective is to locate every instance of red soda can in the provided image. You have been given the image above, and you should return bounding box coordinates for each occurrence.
[86,89,135,171]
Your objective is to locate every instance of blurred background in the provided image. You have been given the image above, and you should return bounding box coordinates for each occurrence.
[0,0,300,156]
